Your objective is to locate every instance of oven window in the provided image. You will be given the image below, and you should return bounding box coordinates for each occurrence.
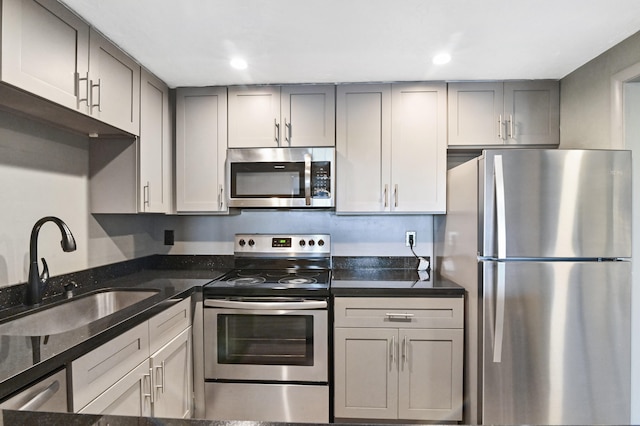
[217,314,314,366]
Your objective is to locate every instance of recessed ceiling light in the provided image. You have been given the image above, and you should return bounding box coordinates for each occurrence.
[432,53,451,65]
[230,57,248,70]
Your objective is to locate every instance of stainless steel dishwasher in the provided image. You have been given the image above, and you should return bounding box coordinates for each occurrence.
[0,369,67,412]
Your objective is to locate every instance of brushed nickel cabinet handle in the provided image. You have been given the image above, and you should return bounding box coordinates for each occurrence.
[76,72,89,108]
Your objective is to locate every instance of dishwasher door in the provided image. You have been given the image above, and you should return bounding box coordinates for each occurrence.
[0,369,67,412]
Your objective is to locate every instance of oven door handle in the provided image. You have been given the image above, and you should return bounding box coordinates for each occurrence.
[204,299,327,310]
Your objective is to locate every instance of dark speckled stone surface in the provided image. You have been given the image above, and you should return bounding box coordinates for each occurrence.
[1,409,329,425]
[0,255,233,315]
[331,256,464,297]
[332,256,423,270]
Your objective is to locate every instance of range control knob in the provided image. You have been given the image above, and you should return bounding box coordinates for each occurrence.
[238,239,246,247]
[299,239,306,246]
[318,239,325,246]
[248,239,255,247]
[309,239,316,246]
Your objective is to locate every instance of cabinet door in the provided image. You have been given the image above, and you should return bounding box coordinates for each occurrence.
[1,0,89,112]
[391,83,446,213]
[151,327,192,419]
[176,87,228,212]
[281,85,335,147]
[336,84,391,213]
[504,81,559,146]
[78,361,152,417]
[139,69,171,213]
[334,328,398,420]
[228,86,280,147]
[447,82,504,147]
[88,29,140,135]
[397,328,463,421]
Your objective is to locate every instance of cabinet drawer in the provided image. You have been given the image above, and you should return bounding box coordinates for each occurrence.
[149,298,191,354]
[334,297,463,329]
[72,321,149,411]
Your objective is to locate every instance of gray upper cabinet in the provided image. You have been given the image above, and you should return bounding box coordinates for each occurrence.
[89,68,170,214]
[448,81,559,148]
[336,84,391,213]
[280,85,335,147]
[0,0,140,136]
[88,29,140,135]
[336,82,447,214]
[139,68,171,213]
[228,85,335,147]
[1,0,89,112]
[175,87,229,213]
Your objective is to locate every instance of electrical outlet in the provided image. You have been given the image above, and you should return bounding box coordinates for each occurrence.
[164,230,174,246]
[405,231,416,247]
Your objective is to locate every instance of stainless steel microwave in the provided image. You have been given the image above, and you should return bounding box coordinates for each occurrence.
[227,147,335,208]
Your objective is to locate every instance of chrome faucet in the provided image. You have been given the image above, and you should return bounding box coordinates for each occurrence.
[26,216,77,306]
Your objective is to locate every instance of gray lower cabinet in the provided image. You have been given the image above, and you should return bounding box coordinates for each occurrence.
[72,298,192,417]
[78,360,151,416]
[149,327,192,419]
[333,297,463,422]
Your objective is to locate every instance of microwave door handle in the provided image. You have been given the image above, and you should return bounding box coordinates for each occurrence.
[304,153,312,205]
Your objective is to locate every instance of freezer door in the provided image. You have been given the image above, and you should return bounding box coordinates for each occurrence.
[482,260,631,425]
[481,149,631,258]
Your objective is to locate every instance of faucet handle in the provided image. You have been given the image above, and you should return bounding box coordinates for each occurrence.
[39,257,49,286]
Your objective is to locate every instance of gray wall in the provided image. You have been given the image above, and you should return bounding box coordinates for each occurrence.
[0,110,158,289]
[155,211,433,258]
[560,30,640,149]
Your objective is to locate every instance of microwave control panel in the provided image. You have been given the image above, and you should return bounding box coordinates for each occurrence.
[312,162,331,199]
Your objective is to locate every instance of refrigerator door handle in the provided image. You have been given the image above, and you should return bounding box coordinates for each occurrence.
[493,262,506,363]
[494,155,507,259]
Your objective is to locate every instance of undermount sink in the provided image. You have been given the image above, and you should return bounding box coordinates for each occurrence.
[0,289,160,336]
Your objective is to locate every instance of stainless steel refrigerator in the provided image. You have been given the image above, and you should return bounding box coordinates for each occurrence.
[436,149,631,425]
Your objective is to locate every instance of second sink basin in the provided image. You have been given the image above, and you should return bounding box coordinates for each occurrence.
[0,289,160,336]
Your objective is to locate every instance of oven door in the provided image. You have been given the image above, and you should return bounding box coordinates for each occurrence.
[203,298,328,383]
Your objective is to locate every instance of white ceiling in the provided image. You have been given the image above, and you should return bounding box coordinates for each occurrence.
[59,0,640,88]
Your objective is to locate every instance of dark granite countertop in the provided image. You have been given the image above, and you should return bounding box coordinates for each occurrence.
[0,255,465,424]
[1,409,326,425]
[331,268,465,297]
[0,268,227,401]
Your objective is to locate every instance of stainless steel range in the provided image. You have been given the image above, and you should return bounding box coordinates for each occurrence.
[202,234,330,423]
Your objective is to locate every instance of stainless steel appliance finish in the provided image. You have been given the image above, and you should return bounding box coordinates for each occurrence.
[438,149,631,425]
[0,369,67,412]
[227,147,335,208]
[203,233,331,422]
[204,298,328,382]
[205,382,329,423]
